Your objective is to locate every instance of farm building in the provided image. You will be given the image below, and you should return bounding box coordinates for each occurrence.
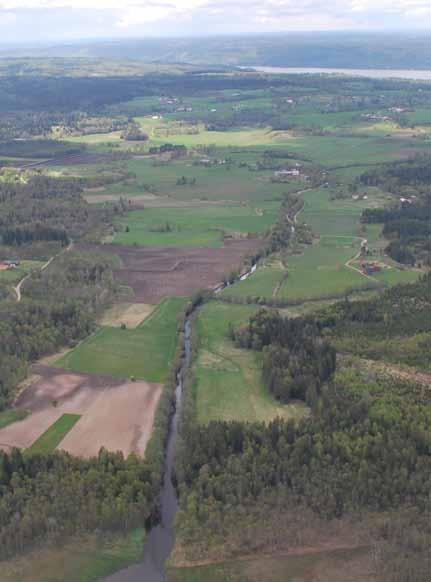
[0,259,20,269]
[361,261,381,275]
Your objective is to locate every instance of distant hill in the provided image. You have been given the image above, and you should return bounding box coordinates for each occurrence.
[2,32,431,70]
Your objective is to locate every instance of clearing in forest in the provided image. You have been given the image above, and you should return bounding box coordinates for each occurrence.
[193,302,308,424]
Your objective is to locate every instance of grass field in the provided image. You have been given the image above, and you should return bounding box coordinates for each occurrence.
[168,546,374,582]
[193,302,308,424]
[1,529,145,582]
[27,413,81,454]
[0,409,29,430]
[114,204,278,247]
[55,297,187,382]
[86,156,296,203]
[0,260,44,284]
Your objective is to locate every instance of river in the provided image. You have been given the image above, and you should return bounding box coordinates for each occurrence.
[105,262,257,581]
[249,66,431,81]
[105,319,191,582]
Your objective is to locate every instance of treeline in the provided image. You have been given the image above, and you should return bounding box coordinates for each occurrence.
[232,309,336,404]
[0,251,118,409]
[360,156,431,194]
[0,139,84,159]
[1,224,69,247]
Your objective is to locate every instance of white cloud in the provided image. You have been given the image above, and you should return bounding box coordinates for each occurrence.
[1,0,431,34]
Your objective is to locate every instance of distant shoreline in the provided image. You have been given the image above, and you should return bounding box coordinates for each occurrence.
[247,66,431,81]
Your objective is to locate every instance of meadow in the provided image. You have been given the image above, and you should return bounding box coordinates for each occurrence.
[193,302,308,424]
[86,156,294,203]
[114,203,278,247]
[55,297,187,382]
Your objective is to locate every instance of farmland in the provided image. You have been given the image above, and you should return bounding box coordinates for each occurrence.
[113,203,278,247]
[80,240,261,303]
[55,297,187,382]
[27,413,81,454]
[223,186,419,301]
[1,60,431,581]
[0,367,162,457]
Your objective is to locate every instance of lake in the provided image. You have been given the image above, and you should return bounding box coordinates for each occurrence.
[250,66,431,81]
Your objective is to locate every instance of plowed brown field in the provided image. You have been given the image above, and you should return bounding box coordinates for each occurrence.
[0,365,162,458]
[79,239,262,303]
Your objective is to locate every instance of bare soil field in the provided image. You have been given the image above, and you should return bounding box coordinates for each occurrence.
[99,302,155,328]
[79,240,262,303]
[0,365,162,457]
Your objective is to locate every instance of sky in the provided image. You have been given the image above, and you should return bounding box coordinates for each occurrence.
[0,0,431,43]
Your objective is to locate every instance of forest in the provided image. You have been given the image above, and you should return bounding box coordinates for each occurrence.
[0,448,159,560]
[176,368,431,577]
[232,309,336,403]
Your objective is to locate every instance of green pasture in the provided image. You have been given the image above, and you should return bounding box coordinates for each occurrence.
[1,529,146,582]
[86,156,299,203]
[27,414,81,455]
[193,302,308,424]
[114,203,278,247]
[287,134,429,167]
[0,409,29,430]
[222,265,286,299]
[54,297,187,382]
[0,260,45,284]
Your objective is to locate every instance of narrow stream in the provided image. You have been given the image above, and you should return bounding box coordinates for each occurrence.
[105,264,256,581]
[104,319,191,582]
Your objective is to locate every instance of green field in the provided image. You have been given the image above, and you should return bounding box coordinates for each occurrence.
[55,297,187,382]
[82,156,298,203]
[0,409,29,429]
[27,414,81,454]
[193,302,308,424]
[0,260,44,284]
[2,529,146,582]
[114,204,278,247]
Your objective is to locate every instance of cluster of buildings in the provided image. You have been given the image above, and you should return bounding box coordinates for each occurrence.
[272,165,308,182]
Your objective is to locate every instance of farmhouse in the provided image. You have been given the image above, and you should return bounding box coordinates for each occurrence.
[0,259,19,269]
